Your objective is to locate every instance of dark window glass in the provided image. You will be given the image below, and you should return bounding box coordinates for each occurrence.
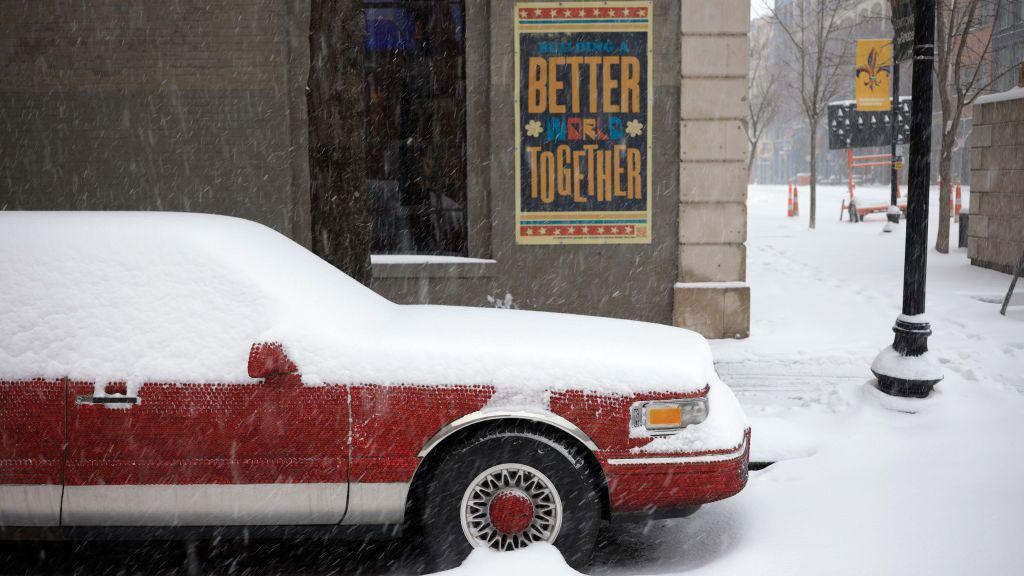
[364,0,468,256]
[997,1,1012,29]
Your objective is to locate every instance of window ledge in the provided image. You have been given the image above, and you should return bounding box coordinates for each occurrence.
[371,255,497,279]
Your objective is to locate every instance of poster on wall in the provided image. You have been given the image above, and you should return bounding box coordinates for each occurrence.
[854,39,893,112]
[514,1,653,245]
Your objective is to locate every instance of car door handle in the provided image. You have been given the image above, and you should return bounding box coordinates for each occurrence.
[76,394,139,406]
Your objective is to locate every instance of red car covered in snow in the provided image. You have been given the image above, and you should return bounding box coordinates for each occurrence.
[0,213,749,568]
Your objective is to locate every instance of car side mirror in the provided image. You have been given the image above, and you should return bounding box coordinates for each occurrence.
[248,342,298,379]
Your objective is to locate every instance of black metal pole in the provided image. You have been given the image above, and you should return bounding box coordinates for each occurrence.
[872,0,942,397]
[888,53,901,224]
[901,0,933,321]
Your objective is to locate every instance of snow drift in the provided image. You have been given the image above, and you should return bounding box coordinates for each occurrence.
[431,543,583,576]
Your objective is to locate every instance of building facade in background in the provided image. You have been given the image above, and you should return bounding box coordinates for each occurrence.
[993,0,1024,92]
[751,0,1022,190]
[0,0,751,339]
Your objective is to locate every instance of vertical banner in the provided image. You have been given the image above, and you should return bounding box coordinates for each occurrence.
[855,39,893,112]
[514,2,653,245]
[891,0,914,61]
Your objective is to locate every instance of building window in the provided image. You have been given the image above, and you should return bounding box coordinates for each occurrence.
[996,2,1006,29]
[1016,43,1024,89]
[364,0,468,256]
[994,47,1008,92]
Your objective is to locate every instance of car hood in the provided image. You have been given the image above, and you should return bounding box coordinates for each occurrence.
[281,304,716,396]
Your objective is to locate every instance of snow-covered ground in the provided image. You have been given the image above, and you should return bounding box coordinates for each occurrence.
[718,184,1021,398]
[720,184,1023,459]
[445,184,1024,575]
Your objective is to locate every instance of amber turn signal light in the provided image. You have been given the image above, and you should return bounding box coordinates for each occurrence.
[646,405,683,427]
[631,398,710,434]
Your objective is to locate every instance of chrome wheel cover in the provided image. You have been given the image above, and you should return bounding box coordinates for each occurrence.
[459,463,563,551]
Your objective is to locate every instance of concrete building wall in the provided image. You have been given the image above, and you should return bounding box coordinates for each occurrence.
[0,1,312,246]
[672,0,751,338]
[969,92,1024,274]
[372,0,685,327]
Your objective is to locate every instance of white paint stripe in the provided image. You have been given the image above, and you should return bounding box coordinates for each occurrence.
[0,485,61,526]
[62,483,349,526]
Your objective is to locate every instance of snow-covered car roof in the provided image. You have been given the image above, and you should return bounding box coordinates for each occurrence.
[0,212,714,395]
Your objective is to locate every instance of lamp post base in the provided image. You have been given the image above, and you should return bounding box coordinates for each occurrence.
[871,371,940,398]
[870,317,943,398]
[887,204,901,224]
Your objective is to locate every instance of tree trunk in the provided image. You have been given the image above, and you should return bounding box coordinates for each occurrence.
[809,123,817,229]
[747,137,758,182]
[935,137,953,254]
[307,0,372,285]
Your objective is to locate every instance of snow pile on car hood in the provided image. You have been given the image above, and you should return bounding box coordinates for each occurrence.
[1,212,715,395]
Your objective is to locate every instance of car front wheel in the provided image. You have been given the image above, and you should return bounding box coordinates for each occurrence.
[418,424,601,571]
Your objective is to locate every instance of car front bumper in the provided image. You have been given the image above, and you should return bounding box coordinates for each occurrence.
[600,428,750,519]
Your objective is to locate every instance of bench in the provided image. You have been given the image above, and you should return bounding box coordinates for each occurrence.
[840,198,907,222]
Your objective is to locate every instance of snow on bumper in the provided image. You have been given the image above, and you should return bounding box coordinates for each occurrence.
[586,375,750,516]
[600,428,750,516]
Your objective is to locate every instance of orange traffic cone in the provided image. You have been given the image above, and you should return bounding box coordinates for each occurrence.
[955,182,962,222]
[792,185,800,217]
[787,182,794,217]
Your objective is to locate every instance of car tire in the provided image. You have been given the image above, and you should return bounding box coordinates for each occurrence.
[417,424,602,571]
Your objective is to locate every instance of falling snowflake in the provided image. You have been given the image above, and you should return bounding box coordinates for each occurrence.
[525,120,543,138]
[626,119,644,137]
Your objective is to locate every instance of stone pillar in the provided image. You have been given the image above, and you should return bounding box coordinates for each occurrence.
[673,0,751,339]
[968,92,1024,274]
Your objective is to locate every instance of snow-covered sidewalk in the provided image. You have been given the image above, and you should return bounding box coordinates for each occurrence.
[445,184,1024,575]
[591,184,1024,575]
[719,184,1022,460]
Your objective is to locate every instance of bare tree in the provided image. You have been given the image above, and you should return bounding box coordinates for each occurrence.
[746,21,783,180]
[933,0,1015,253]
[767,0,855,229]
[307,1,372,284]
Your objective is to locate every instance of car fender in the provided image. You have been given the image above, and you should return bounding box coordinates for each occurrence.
[416,409,599,458]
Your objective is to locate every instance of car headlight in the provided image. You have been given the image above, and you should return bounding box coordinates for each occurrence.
[630,398,709,434]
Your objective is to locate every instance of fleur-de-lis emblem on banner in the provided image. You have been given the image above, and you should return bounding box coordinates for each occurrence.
[856,47,891,93]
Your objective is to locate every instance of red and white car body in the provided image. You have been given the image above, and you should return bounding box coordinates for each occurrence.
[0,213,748,563]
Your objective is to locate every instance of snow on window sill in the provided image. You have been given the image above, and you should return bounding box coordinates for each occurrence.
[974,86,1024,106]
[674,281,749,290]
[371,254,497,279]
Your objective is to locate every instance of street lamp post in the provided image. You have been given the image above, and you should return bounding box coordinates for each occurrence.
[887,53,901,225]
[871,0,942,398]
